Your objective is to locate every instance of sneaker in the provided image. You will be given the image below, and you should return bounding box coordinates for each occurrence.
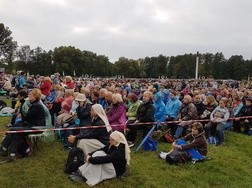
[127,141,134,148]
[159,152,168,159]
[6,124,12,127]
[69,174,85,182]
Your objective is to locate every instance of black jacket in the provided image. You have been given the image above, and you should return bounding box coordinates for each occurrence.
[136,100,155,123]
[88,143,127,177]
[76,117,110,145]
[22,100,46,127]
[76,102,92,126]
[237,105,252,123]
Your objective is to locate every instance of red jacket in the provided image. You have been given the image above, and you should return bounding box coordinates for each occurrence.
[40,80,52,96]
[65,81,75,89]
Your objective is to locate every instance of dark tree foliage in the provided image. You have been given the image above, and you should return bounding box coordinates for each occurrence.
[0,23,17,67]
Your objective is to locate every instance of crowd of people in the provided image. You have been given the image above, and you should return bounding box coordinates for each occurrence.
[0,71,252,186]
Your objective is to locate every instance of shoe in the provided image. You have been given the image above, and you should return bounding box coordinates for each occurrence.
[69,174,85,182]
[6,124,12,127]
[61,146,73,151]
[0,148,8,157]
[127,141,134,148]
[0,155,16,165]
[159,152,168,159]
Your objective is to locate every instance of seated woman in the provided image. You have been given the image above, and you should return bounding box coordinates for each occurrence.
[68,104,112,158]
[159,122,207,161]
[127,91,155,147]
[204,98,230,146]
[70,131,131,187]
[107,93,127,132]
[0,88,46,163]
[62,93,92,150]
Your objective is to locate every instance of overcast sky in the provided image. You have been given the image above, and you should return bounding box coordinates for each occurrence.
[1,0,251,62]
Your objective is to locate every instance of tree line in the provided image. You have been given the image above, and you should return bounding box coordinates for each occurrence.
[1,23,252,80]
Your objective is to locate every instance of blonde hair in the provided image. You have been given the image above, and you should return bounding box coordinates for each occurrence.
[80,87,90,96]
[144,90,153,98]
[30,88,42,101]
[112,93,123,103]
[206,95,217,105]
[65,76,73,82]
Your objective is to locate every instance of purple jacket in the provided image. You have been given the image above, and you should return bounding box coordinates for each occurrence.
[108,103,127,131]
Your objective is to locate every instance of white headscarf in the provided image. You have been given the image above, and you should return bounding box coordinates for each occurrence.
[110,131,131,165]
[92,104,112,132]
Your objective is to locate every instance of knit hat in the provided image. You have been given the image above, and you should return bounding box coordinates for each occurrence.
[75,93,86,102]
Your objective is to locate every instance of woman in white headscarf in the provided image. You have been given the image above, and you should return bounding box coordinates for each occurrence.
[73,131,131,186]
[68,104,112,157]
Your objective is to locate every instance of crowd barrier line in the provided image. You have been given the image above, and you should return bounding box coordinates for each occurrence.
[0,116,251,135]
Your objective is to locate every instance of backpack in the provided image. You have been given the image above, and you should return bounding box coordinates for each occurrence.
[143,137,157,151]
[165,150,191,165]
[64,147,85,174]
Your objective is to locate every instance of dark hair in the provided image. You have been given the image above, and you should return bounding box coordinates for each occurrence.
[92,91,99,98]
[128,93,138,103]
[191,122,204,133]
[18,89,28,98]
[170,90,177,96]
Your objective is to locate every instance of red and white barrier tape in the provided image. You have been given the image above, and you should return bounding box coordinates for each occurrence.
[0,116,252,135]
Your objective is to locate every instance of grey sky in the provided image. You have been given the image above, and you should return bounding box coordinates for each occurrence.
[1,0,251,62]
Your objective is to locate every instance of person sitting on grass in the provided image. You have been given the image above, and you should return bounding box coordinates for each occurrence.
[0,88,46,164]
[68,104,112,158]
[159,122,207,161]
[69,131,131,187]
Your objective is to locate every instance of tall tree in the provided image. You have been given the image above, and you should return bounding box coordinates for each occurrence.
[53,46,83,76]
[0,23,17,67]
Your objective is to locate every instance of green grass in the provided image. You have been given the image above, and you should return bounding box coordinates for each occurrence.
[0,97,251,188]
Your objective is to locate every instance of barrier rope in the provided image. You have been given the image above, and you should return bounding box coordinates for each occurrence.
[0,116,251,135]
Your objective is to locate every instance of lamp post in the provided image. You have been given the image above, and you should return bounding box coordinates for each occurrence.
[195,51,199,79]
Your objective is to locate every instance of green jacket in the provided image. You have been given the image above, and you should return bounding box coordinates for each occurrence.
[126,100,142,121]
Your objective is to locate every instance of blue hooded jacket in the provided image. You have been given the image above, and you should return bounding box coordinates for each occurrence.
[165,96,182,120]
[154,91,166,122]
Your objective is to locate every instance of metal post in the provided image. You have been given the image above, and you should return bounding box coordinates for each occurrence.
[195,51,199,79]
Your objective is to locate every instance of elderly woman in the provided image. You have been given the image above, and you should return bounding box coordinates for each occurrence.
[68,104,112,157]
[0,88,46,163]
[107,93,127,132]
[64,76,75,89]
[174,94,198,139]
[70,131,131,187]
[40,76,52,97]
[127,91,155,147]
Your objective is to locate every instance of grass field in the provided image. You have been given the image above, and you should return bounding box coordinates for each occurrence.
[0,99,251,188]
